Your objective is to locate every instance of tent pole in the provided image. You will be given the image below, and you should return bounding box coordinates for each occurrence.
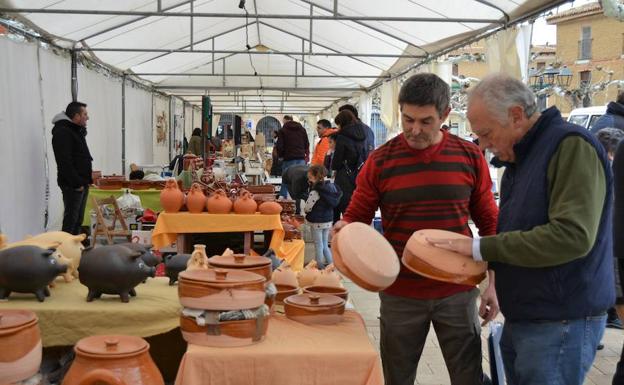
[71,49,78,101]
[121,75,126,176]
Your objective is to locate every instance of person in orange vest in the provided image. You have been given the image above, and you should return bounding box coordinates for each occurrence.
[311,119,337,166]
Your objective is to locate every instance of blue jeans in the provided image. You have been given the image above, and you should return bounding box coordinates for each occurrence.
[500,314,606,385]
[311,226,332,269]
[279,159,306,198]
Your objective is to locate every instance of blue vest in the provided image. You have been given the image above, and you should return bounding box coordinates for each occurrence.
[491,107,615,321]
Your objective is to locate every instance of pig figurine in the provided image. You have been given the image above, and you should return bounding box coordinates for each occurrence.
[0,245,68,301]
[78,245,156,302]
[118,242,161,267]
[26,231,86,278]
[164,253,191,285]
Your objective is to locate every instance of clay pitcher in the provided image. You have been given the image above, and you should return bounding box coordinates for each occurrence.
[234,190,257,214]
[259,201,282,215]
[186,183,206,214]
[206,189,233,214]
[159,179,184,213]
[61,335,164,385]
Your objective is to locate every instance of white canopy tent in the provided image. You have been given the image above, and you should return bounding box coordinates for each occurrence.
[1,0,568,114]
[0,0,566,240]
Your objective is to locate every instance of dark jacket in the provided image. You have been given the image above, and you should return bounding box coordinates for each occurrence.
[591,101,624,134]
[51,112,93,188]
[188,134,203,156]
[360,121,375,157]
[332,122,366,174]
[614,140,624,260]
[492,107,614,321]
[305,181,343,223]
[282,164,310,201]
[276,121,310,161]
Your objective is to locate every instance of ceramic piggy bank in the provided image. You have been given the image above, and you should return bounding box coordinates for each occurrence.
[0,245,67,301]
[27,231,86,278]
[118,243,161,267]
[78,245,156,302]
[164,253,191,285]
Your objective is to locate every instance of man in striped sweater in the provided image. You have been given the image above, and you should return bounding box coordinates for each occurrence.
[333,73,499,385]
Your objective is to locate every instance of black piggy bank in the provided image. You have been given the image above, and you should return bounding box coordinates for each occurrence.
[164,253,191,285]
[78,245,156,302]
[118,242,161,267]
[0,245,67,302]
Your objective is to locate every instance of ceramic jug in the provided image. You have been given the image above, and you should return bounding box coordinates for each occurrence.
[234,190,257,214]
[206,189,233,214]
[159,179,184,213]
[186,183,207,214]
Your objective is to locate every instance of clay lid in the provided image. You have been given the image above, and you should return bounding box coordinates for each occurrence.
[208,254,271,268]
[75,335,148,358]
[0,310,37,335]
[334,222,400,290]
[402,229,487,285]
[179,268,266,285]
[284,293,344,308]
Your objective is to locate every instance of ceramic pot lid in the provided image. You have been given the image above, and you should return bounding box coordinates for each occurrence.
[402,229,487,283]
[0,310,37,334]
[76,335,148,357]
[208,254,271,268]
[284,293,344,308]
[179,268,266,284]
[335,222,400,289]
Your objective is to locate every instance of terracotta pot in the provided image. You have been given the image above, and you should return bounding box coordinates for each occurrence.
[303,285,348,301]
[313,269,342,288]
[208,253,272,281]
[206,189,233,214]
[272,267,298,288]
[297,261,320,288]
[159,178,185,213]
[274,284,299,305]
[401,229,487,286]
[258,201,282,215]
[180,313,269,348]
[0,310,42,384]
[186,183,207,214]
[284,294,345,325]
[186,244,210,271]
[233,190,257,214]
[62,335,164,385]
[178,269,266,310]
[332,222,400,292]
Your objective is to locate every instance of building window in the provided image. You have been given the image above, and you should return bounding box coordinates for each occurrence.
[370,111,388,148]
[452,63,459,76]
[536,62,546,70]
[578,26,592,60]
[579,70,592,89]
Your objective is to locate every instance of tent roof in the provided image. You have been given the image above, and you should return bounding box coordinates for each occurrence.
[1,0,567,114]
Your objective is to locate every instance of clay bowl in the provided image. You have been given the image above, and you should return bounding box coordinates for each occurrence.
[332,222,400,292]
[62,335,164,385]
[284,293,345,325]
[180,313,269,347]
[178,269,266,311]
[401,229,487,286]
[0,310,42,384]
[274,284,299,305]
[208,254,272,281]
[303,285,348,301]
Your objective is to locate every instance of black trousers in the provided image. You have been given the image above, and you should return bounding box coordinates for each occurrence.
[61,186,89,235]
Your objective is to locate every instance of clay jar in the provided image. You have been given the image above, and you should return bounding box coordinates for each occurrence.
[258,201,282,215]
[284,294,345,325]
[62,335,164,385]
[206,189,233,214]
[186,183,207,214]
[159,178,185,213]
[233,190,257,214]
[0,310,42,384]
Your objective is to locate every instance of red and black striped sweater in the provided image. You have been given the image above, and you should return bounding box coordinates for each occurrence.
[343,130,498,299]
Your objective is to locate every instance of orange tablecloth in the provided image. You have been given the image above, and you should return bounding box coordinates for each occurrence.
[152,213,304,270]
[174,311,383,385]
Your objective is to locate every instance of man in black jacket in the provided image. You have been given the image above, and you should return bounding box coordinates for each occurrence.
[51,101,93,235]
[276,115,309,198]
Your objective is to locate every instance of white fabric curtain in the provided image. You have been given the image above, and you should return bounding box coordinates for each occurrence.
[184,104,193,141]
[0,39,47,241]
[380,79,399,133]
[357,92,373,127]
[77,67,123,175]
[486,27,522,79]
[193,107,202,136]
[516,24,533,83]
[125,84,153,169]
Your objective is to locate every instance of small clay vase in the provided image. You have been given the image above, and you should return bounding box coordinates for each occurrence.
[186,244,209,271]
[259,201,282,215]
[186,183,207,214]
[61,335,164,385]
[233,190,257,214]
[206,189,233,214]
[159,178,184,213]
[297,260,320,288]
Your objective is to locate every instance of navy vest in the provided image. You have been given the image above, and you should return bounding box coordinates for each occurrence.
[491,107,615,321]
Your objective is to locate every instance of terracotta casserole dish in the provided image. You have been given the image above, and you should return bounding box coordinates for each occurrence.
[284,294,345,325]
[0,309,42,384]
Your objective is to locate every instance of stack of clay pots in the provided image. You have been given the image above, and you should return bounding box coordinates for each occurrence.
[177,246,270,347]
[0,310,42,384]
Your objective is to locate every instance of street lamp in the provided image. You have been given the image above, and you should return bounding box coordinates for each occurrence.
[542,66,559,87]
[557,65,573,87]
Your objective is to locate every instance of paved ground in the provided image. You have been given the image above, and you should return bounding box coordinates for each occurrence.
[303,243,623,385]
